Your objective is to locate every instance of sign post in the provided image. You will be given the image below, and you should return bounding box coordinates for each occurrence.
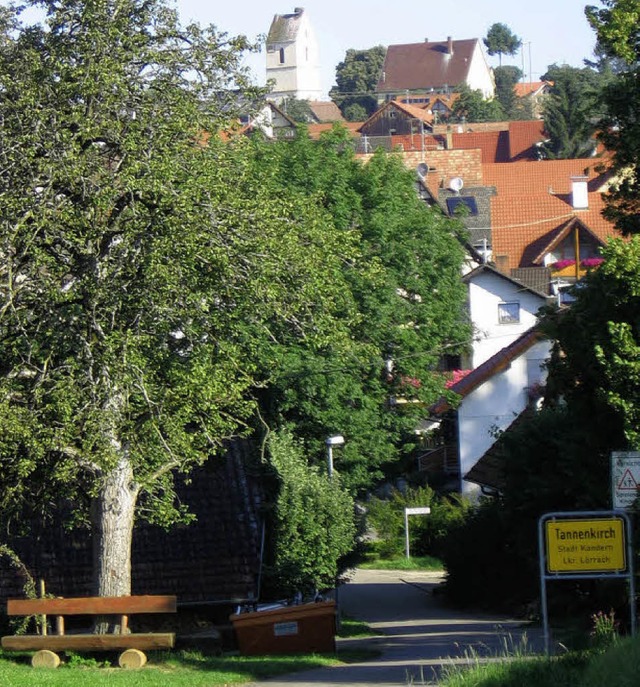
[404,507,431,559]
[611,451,640,510]
[539,511,635,654]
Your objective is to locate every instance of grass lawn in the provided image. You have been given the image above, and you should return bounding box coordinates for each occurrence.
[439,636,640,687]
[358,554,443,571]
[0,647,370,687]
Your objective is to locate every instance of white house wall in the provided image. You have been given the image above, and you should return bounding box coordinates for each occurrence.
[467,272,546,367]
[467,42,495,98]
[457,339,551,495]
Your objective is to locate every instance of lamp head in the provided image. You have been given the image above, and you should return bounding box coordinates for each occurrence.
[326,435,345,446]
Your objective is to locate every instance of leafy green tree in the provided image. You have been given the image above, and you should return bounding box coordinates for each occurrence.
[279,97,314,123]
[588,0,640,235]
[586,0,640,65]
[0,0,359,597]
[330,46,386,121]
[248,128,470,493]
[483,23,522,66]
[541,65,602,158]
[452,84,504,123]
[494,65,523,119]
[265,429,355,597]
[343,102,369,122]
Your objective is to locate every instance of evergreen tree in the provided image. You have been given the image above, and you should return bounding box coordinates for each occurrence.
[483,23,522,66]
[494,65,522,119]
[541,65,601,159]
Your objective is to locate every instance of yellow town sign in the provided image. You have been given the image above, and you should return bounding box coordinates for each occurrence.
[545,517,626,574]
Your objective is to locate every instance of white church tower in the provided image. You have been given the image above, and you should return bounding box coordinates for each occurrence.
[266,7,323,102]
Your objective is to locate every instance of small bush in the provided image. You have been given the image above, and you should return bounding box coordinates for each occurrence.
[365,486,471,561]
[263,430,356,598]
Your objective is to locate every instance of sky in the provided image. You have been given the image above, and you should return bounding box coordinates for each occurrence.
[176,0,599,98]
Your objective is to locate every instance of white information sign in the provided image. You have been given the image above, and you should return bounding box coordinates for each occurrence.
[611,452,640,510]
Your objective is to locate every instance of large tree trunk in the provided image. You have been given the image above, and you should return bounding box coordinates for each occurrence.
[91,454,140,600]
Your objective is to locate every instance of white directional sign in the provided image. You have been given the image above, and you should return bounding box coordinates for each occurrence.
[611,452,640,510]
[404,507,431,559]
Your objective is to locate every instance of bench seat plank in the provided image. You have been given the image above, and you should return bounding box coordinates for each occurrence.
[7,595,176,616]
[2,632,175,652]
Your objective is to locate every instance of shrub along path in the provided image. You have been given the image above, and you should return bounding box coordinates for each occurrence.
[247,568,545,686]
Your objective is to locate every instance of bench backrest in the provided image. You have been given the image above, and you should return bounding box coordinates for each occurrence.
[7,595,177,617]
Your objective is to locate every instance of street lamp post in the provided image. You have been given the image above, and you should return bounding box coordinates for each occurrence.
[325,435,345,479]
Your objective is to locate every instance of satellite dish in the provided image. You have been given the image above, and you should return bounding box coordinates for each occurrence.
[416,163,429,179]
[448,177,464,193]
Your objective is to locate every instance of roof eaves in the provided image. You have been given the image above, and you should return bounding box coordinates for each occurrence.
[432,326,544,414]
[463,263,550,299]
[531,216,607,265]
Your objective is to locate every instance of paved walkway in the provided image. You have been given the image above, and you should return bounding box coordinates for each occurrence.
[247,569,542,687]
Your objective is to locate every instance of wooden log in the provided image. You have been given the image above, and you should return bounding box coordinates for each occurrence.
[1,632,175,652]
[7,595,176,617]
[31,649,60,669]
[118,648,147,669]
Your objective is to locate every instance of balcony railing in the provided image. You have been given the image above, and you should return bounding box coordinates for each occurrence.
[417,444,458,475]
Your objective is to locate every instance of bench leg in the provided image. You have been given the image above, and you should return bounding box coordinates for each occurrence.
[118,648,147,669]
[32,649,60,669]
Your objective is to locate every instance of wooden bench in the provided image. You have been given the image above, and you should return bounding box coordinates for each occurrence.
[2,595,177,668]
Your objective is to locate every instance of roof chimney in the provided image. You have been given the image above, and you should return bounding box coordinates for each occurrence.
[571,175,589,209]
[447,36,454,55]
[294,7,304,14]
[445,125,453,150]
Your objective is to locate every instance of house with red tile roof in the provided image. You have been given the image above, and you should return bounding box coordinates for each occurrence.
[483,158,618,297]
[399,93,461,122]
[514,81,553,118]
[307,100,345,123]
[377,38,495,104]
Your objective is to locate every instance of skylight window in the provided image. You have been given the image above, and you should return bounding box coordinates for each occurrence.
[446,196,478,216]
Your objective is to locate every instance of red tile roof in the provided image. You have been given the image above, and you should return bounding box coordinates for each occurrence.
[483,159,618,271]
[514,81,553,98]
[377,39,479,93]
[433,327,544,414]
[450,131,509,163]
[308,100,345,123]
[390,134,442,152]
[508,120,546,160]
[306,122,362,139]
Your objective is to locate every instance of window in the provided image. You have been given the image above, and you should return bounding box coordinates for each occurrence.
[446,196,478,216]
[279,48,285,64]
[498,302,520,324]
